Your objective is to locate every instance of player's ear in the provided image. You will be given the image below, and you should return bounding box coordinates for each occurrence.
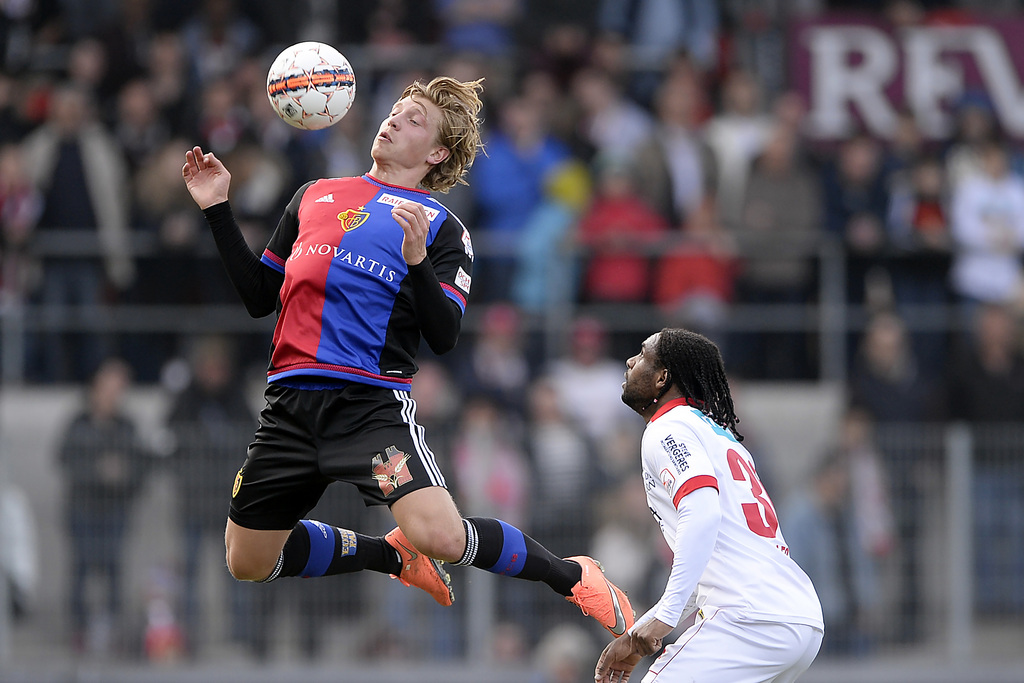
[427,146,450,166]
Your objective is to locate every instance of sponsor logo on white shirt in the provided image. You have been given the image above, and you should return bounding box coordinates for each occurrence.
[455,267,471,293]
[377,193,440,221]
[661,434,691,472]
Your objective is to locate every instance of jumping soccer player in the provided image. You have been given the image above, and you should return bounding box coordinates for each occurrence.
[181,75,633,638]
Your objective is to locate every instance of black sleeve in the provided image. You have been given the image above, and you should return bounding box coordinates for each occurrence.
[202,201,283,318]
[408,260,462,354]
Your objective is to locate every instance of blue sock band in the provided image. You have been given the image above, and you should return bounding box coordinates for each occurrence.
[300,520,336,578]
[487,520,527,577]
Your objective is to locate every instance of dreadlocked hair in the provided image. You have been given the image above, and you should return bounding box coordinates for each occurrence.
[655,328,743,441]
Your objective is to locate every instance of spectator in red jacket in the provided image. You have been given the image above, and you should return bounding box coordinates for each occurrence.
[653,198,737,346]
[577,156,669,304]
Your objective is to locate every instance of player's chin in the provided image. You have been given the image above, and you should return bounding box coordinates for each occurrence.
[620,388,643,411]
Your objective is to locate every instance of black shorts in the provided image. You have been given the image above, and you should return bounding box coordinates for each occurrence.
[229,381,447,530]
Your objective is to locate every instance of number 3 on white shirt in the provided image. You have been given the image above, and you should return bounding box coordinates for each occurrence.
[727,448,779,538]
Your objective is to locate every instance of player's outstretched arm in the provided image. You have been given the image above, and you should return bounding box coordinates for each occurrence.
[183,145,231,210]
[185,145,282,318]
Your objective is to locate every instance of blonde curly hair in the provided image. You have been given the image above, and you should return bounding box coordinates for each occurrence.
[401,76,484,193]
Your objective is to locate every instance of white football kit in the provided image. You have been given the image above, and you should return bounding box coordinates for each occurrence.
[636,398,824,683]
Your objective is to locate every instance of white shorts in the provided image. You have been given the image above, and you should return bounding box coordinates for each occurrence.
[642,608,823,683]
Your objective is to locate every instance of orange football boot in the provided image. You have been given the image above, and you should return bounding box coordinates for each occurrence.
[565,556,635,637]
[384,527,454,607]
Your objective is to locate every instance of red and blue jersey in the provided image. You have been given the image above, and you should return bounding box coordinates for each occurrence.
[259,174,473,390]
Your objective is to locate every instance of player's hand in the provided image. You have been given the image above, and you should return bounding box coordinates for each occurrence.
[391,201,430,265]
[182,145,231,210]
[594,635,641,683]
[630,618,672,656]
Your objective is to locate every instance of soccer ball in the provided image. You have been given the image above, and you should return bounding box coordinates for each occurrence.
[266,42,356,130]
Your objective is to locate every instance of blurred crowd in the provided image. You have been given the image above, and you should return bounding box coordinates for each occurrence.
[1,0,1024,385]
[3,0,1024,674]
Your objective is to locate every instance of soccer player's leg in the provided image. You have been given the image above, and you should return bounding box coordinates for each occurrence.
[385,485,465,606]
[391,488,635,637]
[224,521,293,581]
[363,385,634,625]
[450,517,634,637]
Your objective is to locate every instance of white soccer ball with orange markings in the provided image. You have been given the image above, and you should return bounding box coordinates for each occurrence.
[266,42,356,130]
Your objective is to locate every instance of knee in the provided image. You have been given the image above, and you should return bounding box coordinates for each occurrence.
[404,519,465,563]
[390,487,467,562]
[224,543,277,582]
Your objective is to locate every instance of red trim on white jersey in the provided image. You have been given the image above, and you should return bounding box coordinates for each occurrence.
[650,397,703,423]
[673,474,718,509]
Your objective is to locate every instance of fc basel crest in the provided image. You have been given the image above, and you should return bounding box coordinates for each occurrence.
[371,445,413,496]
[232,467,244,498]
[338,207,369,231]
